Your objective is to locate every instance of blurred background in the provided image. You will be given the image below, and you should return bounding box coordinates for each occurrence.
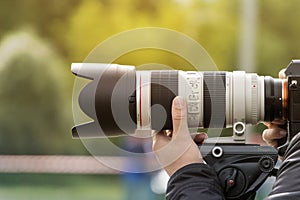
[0,0,300,199]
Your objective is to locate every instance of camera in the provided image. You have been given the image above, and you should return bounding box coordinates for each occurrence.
[71,61,298,139]
[72,60,300,200]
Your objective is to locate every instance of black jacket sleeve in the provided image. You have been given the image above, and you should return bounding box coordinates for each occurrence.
[166,133,300,200]
[265,132,300,199]
[166,163,225,200]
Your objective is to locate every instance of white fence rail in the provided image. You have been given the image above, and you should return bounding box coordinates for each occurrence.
[0,155,123,174]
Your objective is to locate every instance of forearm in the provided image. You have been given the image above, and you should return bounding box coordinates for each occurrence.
[266,132,300,199]
[166,163,225,200]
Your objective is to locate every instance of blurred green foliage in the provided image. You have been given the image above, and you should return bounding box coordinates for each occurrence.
[0,0,300,154]
[65,0,240,70]
[256,0,300,75]
[0,31,86,154]
[0,174,137,200]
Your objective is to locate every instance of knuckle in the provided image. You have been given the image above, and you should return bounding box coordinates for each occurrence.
[172,111,186,121]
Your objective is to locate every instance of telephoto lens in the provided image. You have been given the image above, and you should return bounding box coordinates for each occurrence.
[72,63,287,138]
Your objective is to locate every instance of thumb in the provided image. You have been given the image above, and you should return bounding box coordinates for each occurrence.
[172,96,189,136]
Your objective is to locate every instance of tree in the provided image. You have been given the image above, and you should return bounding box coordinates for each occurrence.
[0,29,87,154]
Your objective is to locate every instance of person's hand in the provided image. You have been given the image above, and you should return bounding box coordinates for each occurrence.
[262,121,287,148]
[152,96,206,176]
[262,68,287,148]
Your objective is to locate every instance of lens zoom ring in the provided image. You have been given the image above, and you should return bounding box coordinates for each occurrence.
[203,72,226,128]
[151,71,178,131]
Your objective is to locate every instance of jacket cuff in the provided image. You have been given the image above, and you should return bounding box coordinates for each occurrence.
[166,163,224,200]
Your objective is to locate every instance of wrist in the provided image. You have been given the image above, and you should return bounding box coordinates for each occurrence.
[165,159,203,176]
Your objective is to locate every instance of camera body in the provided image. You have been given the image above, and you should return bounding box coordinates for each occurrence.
[280,60,300,155]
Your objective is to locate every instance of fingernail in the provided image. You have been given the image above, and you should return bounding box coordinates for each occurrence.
[280,130,287,136]
[174,97,185,109]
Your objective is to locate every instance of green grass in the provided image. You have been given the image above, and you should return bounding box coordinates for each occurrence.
[0,173,271,200]
[0,174,162,200]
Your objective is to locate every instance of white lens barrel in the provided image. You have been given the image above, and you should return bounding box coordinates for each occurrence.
[135,69,266,132]
[230,72,265,137]
[225,72,233,127]
[136,71,151,131]
[245,73,265,124]
[178,71,203,128]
